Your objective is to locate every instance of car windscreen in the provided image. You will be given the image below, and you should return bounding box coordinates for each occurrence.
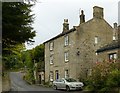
[65,78,77,82]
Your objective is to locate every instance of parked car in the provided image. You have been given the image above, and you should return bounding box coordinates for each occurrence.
[53,78,84,91]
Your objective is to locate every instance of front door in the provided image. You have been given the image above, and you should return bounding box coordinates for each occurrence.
[55,70,59,80]
[39,75,41,84]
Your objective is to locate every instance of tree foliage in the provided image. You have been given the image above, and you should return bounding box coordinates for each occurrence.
[3,44,25,70]
[21,44,44,69]
[33,44,44,62]
[22,50,34,68]
[2,2,36,55]
[22,44,45,84]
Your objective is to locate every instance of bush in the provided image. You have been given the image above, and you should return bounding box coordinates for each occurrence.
[84,61,120,91]
[84,85,94,91]
[24,69,35,84]
[106,69,120,88]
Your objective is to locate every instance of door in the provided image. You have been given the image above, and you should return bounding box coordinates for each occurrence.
[39,75,41,84]
[55,70,59,80]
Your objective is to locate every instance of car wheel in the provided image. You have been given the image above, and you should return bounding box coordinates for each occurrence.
[66,86,70,92]
[53,85,57,90]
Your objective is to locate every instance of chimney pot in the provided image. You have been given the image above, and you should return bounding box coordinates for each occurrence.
[63,19,69,33]
[80,10,85,24]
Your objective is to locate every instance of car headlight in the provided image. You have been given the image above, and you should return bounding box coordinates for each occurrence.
[80,83,84,87]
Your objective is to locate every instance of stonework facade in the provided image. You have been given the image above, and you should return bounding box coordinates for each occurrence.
[96,25,120,63]
[44,6,113,83]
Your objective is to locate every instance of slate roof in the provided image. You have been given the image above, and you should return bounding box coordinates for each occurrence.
[96,40,120,53]
[44,27,76,44]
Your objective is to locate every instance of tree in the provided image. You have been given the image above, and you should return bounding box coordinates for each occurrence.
[33,44,44,62]
[2,2,36,70]
[2,2,36,55]
[3,44,26,70]
[21,44,45,84]
[33,44,45,72]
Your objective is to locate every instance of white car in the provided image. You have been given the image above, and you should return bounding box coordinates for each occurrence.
[53,78,84,91]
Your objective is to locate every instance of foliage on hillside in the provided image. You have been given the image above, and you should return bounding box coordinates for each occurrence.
[23,44,45,83]
[3,44,25,70]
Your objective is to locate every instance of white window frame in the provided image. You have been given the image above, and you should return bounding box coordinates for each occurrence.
[114,53,117,59]
[49,42,54,51]
[65,70,69,78]
[50,71,53,81]
[95,36,98,44]
[65,52,69,62]
[50,55,53,64]
[109,53,117,60]
[65,35,69,46]
[95,52,98,55]
[113,35,116,40]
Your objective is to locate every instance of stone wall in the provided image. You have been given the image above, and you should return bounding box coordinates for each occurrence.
[45,31,79,82]
[45,6,113,83]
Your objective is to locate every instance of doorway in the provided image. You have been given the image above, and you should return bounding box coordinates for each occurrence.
[55,70,59,80]
[39,75,41,84]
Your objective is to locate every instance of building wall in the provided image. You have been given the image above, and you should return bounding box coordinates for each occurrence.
[97,49,120,62]
[45,7,113,83]
[45,31,79,82]
[74,18,113,79]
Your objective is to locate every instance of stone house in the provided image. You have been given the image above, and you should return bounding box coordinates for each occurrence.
[44,6,113,83]
[96,40,120,63]
[96,25,120,62]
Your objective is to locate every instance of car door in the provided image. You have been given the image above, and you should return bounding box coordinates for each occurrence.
[57,79,62,89]
[56,79,61,89]
[60,79,66,89]
[56,79,63,89]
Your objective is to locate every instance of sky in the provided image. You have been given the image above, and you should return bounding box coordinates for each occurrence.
[25,0,119,49]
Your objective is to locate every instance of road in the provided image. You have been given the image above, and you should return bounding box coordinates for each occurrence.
[10,72,55,91]
[9,72,83,93]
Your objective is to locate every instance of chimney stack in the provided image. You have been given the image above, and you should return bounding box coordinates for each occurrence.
[80,10,85,24]
[93,6,104,19]
[113,23,117,29]
[113,23,118,41]
[63,19,69,33]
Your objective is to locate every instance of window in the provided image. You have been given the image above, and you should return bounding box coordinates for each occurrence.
[65,52,69,62]
[95,36,98,44]
[65,35,69,46]
[114,54,117,59]
[95,52,98,55]
[49,42,54,51]
[109,53,117,60]
[113,36,116,40]
[50,71,53,81]
[50,55,53,64]
[65,70,69,78]
[65,78,77,82]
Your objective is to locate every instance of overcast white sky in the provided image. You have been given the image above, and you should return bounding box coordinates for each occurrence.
[26,0,119,49]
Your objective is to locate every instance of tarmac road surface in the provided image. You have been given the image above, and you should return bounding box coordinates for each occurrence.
[9,72,83,93]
